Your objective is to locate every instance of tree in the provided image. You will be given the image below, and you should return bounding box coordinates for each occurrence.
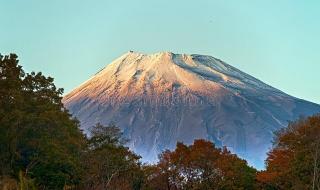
[0,54,86,189]
[0,54,145,189]
[144,139,256,190]
[81,123,144,190]
[257,115,320,190]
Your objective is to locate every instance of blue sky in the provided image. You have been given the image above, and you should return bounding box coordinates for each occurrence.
[1,0,319,103]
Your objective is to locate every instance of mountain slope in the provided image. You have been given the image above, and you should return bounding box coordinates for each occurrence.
[63,51,320,169]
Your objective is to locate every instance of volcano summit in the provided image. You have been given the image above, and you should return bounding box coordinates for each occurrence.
[63,51,320,168]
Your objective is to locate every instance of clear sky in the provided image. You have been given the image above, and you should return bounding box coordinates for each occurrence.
[1,0,319,104]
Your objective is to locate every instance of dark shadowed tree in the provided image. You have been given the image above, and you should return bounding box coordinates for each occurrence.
[0,54,86,189]
[81,123,144,190]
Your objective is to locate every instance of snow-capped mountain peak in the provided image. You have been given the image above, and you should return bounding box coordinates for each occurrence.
[63,51,320,169]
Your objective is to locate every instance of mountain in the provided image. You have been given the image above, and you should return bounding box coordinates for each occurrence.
[63,51,320,169]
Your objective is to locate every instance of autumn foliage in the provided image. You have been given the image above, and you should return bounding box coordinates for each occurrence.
[144,139,256,190]
[257,115,320,189]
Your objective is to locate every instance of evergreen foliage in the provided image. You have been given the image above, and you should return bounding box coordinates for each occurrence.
[0,54,86,189]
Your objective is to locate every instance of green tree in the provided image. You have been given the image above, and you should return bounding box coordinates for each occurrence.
[81,123,143,190]
[0,54,86,189]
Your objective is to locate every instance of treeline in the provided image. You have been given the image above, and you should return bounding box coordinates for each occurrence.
[0,54,320,190]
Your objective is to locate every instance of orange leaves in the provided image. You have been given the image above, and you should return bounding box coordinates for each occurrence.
[257,171,278,184]
[257,114,320,189]
[149,139,256,189]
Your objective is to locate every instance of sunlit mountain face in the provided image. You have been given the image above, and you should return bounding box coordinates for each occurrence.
[63,51,320,169]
